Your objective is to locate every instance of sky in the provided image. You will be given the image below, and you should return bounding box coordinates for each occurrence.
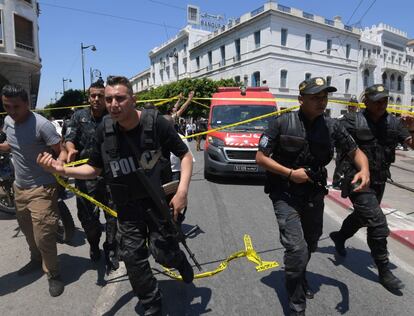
[37,0,414,108]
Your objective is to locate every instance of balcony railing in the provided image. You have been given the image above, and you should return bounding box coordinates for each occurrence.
[303,12,314,20]
[16,41,34,52]
[251,5,264,17]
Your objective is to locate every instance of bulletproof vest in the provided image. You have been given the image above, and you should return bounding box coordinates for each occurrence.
[273,112,333,169]
[353,112,399,182]
[101,108,172,205]
[266,112,332,195]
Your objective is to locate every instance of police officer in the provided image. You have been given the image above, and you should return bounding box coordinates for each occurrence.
[64,80,118,268]
[256,77,370,316]
[37,76,194,316]
[330,84,414,292]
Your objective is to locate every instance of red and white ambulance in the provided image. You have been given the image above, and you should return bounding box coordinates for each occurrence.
[204,87,277,179]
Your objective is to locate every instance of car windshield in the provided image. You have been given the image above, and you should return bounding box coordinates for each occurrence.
[210,105,277,131]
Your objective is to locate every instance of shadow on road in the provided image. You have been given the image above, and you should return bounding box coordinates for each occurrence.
[101,281,212,316]
[0,268,43,296]
[261,269,349,315]
[319,245,402,296]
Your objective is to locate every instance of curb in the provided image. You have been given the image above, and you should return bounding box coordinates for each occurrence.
[326,189,414,250]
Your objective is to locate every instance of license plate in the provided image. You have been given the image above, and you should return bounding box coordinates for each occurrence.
[233,165,258,172]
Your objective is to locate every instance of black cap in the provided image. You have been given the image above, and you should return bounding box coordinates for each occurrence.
[299,77,337,95]
[363,84,389,102]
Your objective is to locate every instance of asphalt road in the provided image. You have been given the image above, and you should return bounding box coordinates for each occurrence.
[1,142,414,316]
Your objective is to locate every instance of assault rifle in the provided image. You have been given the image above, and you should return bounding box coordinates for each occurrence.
[134,170,202,271]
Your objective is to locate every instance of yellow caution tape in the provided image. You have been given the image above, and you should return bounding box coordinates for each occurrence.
[182,106,299,140]
[53,174,118,218]
[190,98,210,109]
[162,234,279,280]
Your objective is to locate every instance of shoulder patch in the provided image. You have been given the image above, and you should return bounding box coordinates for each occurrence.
[259,135,269,147]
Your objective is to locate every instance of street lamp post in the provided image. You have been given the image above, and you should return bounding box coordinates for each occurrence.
[81,42,97,94]
[62,78,72,93]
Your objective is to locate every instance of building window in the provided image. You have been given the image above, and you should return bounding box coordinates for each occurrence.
[252,72,260,87]
[14,14,34,52]
[411,79,414,94]
[196,56,200,70]
[254,31,261,49]
[305,34,311,51]
[220,45,226,66]
[326,76,332,87]
[234,39,241,61]
[281,28,288,47]
[305,73,312,80]
[183,57,187,73]
[207,51,212,70]
[183,43,187,52]
[368,49,371,58]
[390,74,395,90]
[280,70,287,88]
[346,44,351,59]
[363,69,369,88]
[396,97,401,104]
[363,48,366,57]
[345,79,350,93]
[389,96,394,104]
[326,39,332,55]
[397,75,403,91]
[0,11,3,45]
[235,76,241,84]
[382,72,388,87]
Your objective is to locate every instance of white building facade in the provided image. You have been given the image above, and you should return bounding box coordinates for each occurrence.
[131,2,413,116]
[360,23,414,108]
[0,0,41,108]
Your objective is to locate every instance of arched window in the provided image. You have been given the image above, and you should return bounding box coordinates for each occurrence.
[363,69,369,88]
[280,70,287,88]
[397,76,403,91]
[396,97,401,104]
[305,73,311,80]
[390,74,395,90]
[389,96,394,104]
[382,72,387,87]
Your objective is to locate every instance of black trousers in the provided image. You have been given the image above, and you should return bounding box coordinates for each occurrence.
[338,183,389,263]
[75,179,117,253]
[116,202,187,315]
[271,192,324,313]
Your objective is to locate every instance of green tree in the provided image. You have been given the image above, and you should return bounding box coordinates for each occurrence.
[44,89,86,119]
[136,78,237,118]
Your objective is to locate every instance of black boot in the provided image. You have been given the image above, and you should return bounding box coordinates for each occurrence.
[177,258,194,283]
[377,263,405,291]
[103,241,119,273]
[48,275,65,297]
[329,231,347,257]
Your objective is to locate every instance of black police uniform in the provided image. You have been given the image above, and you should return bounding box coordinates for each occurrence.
[65,108,117,263]
[258,109,357,313]
[334,109,410,265]
[87,112,192,315]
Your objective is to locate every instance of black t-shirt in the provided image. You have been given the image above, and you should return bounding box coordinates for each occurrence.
[339,110,410,145]
[88,114,188,173]
[258,110,357,164]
